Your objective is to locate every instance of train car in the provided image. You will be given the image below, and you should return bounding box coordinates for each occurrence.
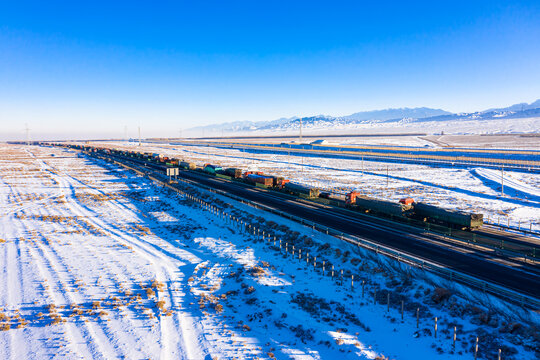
[179,161,196,170]
[165,159,179,166]
[413,202,483,230]
[203,164,222,175]
[225,168,243,178]
[283,182,320,198]
[245,174,274,187]
[346,191,409,217]
[270,176,289,188]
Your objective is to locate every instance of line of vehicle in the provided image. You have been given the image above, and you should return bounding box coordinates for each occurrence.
[101,153,540,299]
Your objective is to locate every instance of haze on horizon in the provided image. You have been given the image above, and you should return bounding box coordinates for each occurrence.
[1,1,539,141]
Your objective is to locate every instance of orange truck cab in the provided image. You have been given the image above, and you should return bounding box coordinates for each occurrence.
[399,197,415,206]
[345,191,361,205]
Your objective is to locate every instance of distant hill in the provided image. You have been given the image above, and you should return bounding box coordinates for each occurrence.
[343,107,450,122]
[187,100,540,134]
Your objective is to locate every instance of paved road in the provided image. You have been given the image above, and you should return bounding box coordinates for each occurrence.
[98,153,540,301]
[159,140,540,170]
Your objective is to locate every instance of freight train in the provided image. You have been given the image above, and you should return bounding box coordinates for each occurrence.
[54,144,484,230]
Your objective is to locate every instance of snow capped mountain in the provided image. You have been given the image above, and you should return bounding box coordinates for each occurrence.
[187,100,540,134]
[343,107,450,122]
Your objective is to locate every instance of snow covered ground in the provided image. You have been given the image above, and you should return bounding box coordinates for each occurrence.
[1,144,538,359]
[101,141,540,233]
[197,116,540,140]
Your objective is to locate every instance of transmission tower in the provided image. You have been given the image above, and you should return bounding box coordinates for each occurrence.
[25,123,30,145]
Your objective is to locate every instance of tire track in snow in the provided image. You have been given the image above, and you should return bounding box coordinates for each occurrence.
[26,232,116,359]
[39,154,210,360]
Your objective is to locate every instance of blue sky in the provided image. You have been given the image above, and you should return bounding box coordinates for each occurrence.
[1,1,539,139]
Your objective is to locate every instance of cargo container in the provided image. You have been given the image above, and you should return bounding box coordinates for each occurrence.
[354,196,406,217]
[179,161,196,170]
[225,168,243,178]
[347,192,409,216]
[245,174,274,187]
[413,202,483,230]
[283,182,320,198]
[203,164,223,174]
[270,176,290,188]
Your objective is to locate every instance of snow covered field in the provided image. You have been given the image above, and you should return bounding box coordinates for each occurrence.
[102,142,540,233]
[195,116,540,141]
[1,144,538,359]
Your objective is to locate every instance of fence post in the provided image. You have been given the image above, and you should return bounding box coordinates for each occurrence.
[416,308,419,328]
[474,336,479,359]
[434,317,437,338]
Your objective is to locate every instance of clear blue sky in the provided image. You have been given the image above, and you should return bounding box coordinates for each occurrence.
[1,1,539,139]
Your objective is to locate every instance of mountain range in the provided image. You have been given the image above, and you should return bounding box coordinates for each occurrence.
[188,99,540,134]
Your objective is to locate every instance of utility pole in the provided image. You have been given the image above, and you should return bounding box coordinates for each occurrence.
[25,123,30,145]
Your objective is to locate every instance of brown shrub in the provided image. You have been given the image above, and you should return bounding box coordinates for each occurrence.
[156,300,166,312]
[145,288,156,298]
[431,287,452,304]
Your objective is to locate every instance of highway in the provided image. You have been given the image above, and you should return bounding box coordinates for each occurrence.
[157,140,540,170]
[92,151,540,301]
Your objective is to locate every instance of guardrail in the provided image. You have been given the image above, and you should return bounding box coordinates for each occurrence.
[101,154,539,309]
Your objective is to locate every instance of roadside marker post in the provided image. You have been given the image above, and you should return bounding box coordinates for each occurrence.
[453,326,456,350]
